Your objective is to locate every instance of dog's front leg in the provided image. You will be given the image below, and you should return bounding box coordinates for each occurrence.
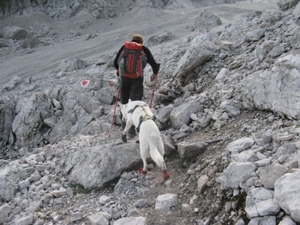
[122,119,133,143]
[136,116,143,133]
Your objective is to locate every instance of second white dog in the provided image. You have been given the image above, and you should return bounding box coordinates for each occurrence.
[119,100,170,180]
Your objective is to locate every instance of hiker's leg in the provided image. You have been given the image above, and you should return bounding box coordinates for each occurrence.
[120,77,131,104]
[129,76,144,101]
[127,76,143,138]
[120,77,130,129]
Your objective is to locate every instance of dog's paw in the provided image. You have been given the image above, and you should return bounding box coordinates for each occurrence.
[138,168,147,174]
[122,135,127,143]
[162,169,170,180]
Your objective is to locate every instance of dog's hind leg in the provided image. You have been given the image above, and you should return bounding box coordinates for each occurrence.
[149,145,169,180]
[157,137,165,163]
[162,169,170,180]
[156,137,170,180]
[148,136,165,169]
[138,141,148,174]
[121,116,133,142]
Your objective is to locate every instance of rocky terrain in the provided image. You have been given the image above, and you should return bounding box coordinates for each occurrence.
[1,0,300,224]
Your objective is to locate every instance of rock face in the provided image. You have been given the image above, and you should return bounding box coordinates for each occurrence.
[242,54,300,119]
[0,0,246,19]
[1,0,300,224]
[274,170,300,223]
[0,0,125,19]
[2,26,28,40]
[65,143,141,189]
[195,9,222,31]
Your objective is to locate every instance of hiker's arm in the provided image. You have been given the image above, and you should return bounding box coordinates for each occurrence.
[144,46,159,74]
[114,46,124,70]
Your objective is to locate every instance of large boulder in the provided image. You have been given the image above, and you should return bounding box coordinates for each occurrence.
[195,9,221,31]
[12,93,54,148]
[64,142,141,189]
[274,170,300,223]
[277,0,300,10]
[241,52,300,119]
[2,26,28,40]
[170,100,203,129]
[173,43,214,82]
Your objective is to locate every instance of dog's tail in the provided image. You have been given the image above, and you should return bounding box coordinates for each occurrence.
[149,136,166,170]
[149,138,170,180]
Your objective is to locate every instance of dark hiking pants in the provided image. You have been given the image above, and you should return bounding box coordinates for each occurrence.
[120,76,144,104]
[119,75,144,136]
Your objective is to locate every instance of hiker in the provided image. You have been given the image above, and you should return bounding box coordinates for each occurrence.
[113,34,160,105]
[113,34,160,137]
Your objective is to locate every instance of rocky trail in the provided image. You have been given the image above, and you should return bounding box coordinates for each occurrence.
[1,0,300,225]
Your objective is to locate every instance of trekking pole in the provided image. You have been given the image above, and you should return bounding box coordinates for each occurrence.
[108,87,121,138]
[149,64,160,109]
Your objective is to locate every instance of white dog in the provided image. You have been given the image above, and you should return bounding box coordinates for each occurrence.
[119,100,153,142]
[119,100,170,180]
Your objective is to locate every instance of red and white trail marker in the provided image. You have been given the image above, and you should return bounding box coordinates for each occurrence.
[81,80,89,87]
